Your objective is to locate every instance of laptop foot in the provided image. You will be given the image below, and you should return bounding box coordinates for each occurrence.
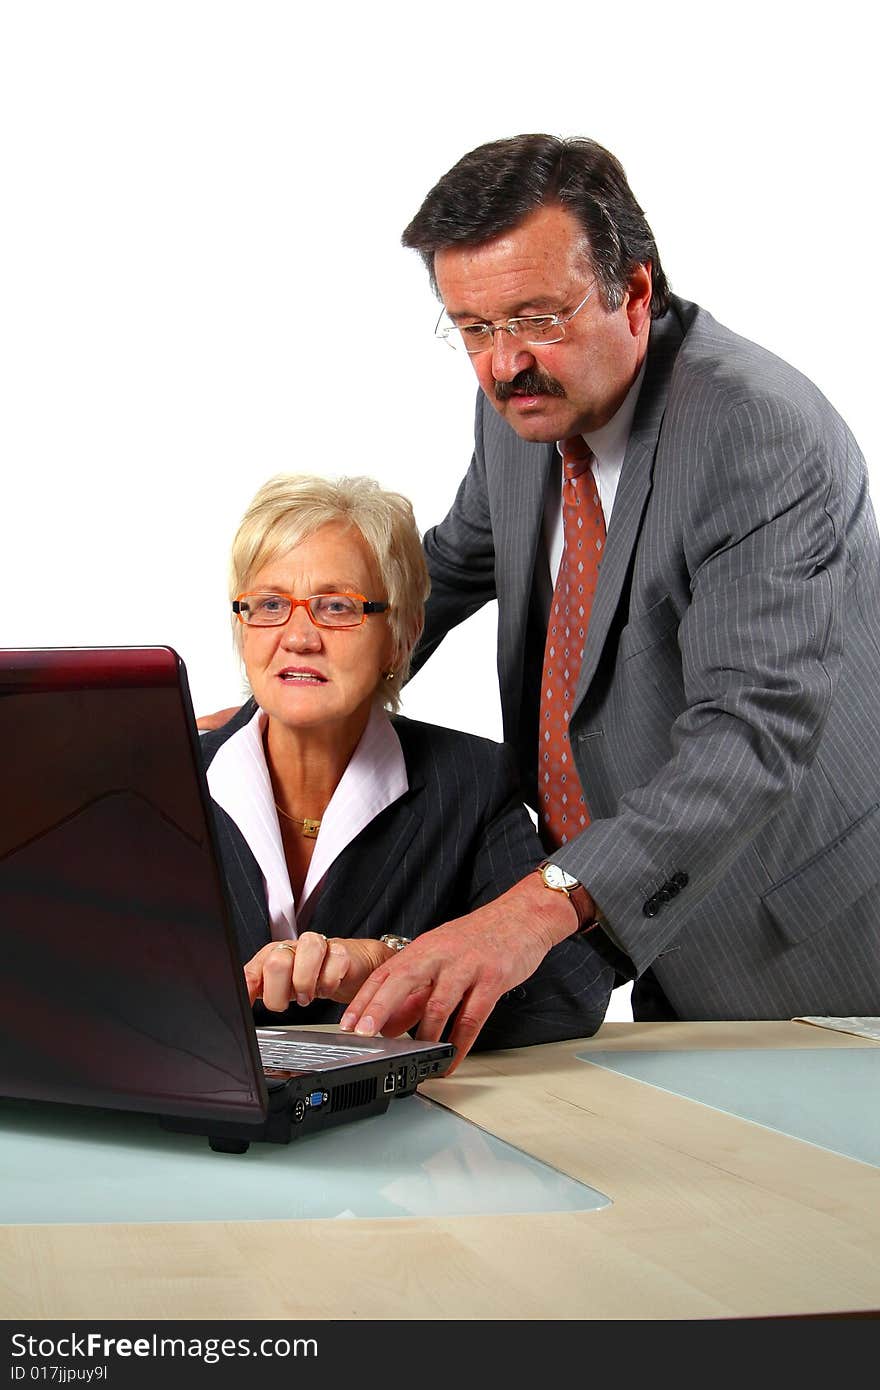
[208,1136,250,1154]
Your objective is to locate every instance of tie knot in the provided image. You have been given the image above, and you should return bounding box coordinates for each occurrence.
[560,435,593,481]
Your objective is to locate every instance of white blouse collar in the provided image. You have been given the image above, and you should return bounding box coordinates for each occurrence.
[206,701,408,938]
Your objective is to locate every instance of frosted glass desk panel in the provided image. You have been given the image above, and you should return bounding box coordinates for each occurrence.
[0,1093,610,1225]
[576,1047,880,1167]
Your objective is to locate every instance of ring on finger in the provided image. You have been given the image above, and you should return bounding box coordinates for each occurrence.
[274,941,297,955]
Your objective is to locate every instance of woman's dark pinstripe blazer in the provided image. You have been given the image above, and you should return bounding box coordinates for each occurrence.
[200,701,613,1049]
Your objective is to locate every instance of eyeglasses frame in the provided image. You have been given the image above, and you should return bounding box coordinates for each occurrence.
[435,283,596,354]
[232,591,391,629]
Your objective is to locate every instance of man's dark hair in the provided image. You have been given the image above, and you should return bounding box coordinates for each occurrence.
[402,133,670,319]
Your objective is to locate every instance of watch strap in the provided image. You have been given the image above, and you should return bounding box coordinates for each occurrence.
[569,886,602,935]
[536,862,602,935]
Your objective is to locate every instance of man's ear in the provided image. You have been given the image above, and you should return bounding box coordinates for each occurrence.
[625,262,653,337]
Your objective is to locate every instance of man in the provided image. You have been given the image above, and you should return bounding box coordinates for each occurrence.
[338,133,880,1058]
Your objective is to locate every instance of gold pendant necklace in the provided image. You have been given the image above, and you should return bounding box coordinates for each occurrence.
[274,802,322,838]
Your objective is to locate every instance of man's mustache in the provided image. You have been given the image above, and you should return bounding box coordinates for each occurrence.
[495,368,566,401]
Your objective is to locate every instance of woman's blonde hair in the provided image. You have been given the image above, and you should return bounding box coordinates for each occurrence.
[230,473,430,711]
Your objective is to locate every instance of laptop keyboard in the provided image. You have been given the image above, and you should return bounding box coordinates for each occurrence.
[258,1037,384,1069]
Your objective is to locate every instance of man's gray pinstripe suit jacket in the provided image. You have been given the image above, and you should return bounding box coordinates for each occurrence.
[201,708,613,1046]
[419,295,880,1019]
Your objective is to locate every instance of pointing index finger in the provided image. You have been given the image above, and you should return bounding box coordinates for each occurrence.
[339,950,444,1036]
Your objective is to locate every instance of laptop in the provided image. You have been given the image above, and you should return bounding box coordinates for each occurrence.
[0,645,454,1153]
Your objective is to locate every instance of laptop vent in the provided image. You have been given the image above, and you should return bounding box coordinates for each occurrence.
[330,1076,379,1112]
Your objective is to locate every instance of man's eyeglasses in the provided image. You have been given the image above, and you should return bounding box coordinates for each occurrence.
[232,592,390,629]
[435,284,595,354]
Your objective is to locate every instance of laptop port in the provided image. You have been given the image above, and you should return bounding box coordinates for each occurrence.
[396,1066,408,1089]
[308,1090,326,1109]
[383,1073,395,1094]
[417,1062,429,1079]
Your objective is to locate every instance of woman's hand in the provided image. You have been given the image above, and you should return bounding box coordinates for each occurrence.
[244,933,395,1014]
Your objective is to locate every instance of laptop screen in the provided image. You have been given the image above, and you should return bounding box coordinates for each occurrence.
[0,646,268,1126]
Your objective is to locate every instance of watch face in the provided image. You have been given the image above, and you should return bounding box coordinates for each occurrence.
[542,863,579,892]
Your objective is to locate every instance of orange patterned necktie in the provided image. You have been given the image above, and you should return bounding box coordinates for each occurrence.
[538,436,606,850]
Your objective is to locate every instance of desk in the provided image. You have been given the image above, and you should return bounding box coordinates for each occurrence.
[2,1021,879,1320]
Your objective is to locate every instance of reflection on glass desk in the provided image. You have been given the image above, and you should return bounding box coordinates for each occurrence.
[576,1047,880,1167]
[0,1092,610,1225]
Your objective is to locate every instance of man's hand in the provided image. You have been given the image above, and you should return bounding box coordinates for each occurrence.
[338,873,585,1070]
[196,706,241,732]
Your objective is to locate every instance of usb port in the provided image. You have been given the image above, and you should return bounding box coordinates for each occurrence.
[396,1066,408,1089]
[417,1062,429,1079]
[383,1074,395,1094]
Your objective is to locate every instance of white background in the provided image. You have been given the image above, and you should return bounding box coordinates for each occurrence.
[2,2,876,1019]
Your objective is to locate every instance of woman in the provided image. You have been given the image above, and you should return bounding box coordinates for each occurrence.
[201,473,612,1048]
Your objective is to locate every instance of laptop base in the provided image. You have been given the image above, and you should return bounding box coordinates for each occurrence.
[159,1064,398,1152]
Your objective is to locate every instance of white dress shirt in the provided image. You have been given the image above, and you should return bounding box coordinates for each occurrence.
[206,701,408,939]
[543,359,647,582]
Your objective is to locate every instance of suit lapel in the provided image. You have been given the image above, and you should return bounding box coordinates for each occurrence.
[211,804,273,960]
[489,416,556,736]
[576,310,685,702]
[306,789,425,938]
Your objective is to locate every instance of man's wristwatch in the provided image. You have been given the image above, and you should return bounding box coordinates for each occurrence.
[536,861,602,934]
[380,934,411,952]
